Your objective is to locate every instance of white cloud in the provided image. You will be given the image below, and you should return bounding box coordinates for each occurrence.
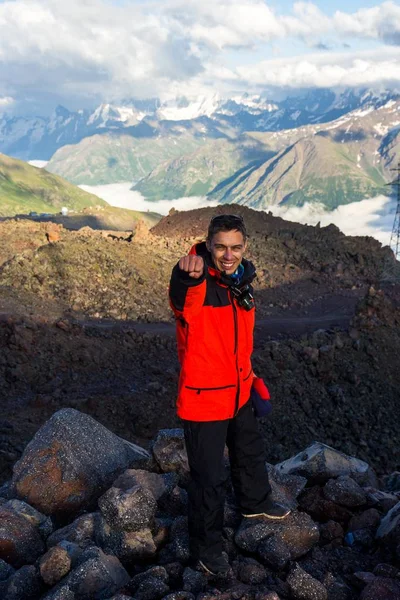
[0,96,14,108]
[79,182,219,214]
[269,194,394,246]
[236,47,400,89]
[0,1,400,109]
[81,182,395,248]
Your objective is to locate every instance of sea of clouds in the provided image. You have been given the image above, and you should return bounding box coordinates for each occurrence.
[80,182,396,248]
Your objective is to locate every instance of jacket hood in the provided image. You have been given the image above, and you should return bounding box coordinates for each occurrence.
[189,241,256,286]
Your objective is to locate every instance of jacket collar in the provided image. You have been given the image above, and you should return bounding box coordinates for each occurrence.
[189,241,256,287]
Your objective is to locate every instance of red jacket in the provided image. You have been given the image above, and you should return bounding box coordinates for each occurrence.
[169,242,256,421]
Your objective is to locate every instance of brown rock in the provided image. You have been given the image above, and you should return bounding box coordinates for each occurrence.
[40,545,71,586]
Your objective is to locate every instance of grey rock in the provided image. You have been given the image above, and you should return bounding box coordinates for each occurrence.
[323,476,367,507]
[0,480,12,499]
[134,575,170,600]
[257,535,291,570]
[97,514,157,562]
[382,472,400,492]
[360,577,400,599]
[99,485,157,531]
[47,512,99,549]
[112,469,179,501]
[151,429,189,480]
[11,408,149,518]
[275,443,376,486]
[348,508,381,532]
[235,511,319,560]
[236,557,267,585]
[43,548,130,600]
[364,488,399,513]
[0,505,45,567]
[1,564,44,600]
[287,563,328,600]
[126,565,168,594]
[376,501,400,548]
[182,567,206,595]
[266,463,307,510]
[373,563,400,578]
[0,557,15,581]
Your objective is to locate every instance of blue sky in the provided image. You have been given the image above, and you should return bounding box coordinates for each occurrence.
[0,0,399,114]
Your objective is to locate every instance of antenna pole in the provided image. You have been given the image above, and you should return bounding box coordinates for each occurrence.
[387,162,400,260]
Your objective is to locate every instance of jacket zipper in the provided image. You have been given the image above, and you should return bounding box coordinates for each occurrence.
[230,291,240,417]
[185,384,235,395]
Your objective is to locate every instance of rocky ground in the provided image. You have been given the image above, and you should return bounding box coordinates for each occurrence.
[0,409,399,600]
[0,205,400,598]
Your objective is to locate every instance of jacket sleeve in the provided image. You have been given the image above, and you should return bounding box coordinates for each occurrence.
[169,262,207,322]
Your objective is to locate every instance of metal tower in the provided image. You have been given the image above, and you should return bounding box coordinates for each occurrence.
[388,161,400,260]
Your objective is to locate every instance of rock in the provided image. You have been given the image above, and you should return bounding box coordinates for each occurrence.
[0,505,45,567]
[235,511,319,560]
[4,499,53,539]
[99,485,157,531]
[265,464,307,510]
[169,516,190,563]
[133,575,170,600]
[151,429,189,481]
[364,488,399,513]
[40,545,72,586]
[319,520,344,545]
[11,408,149,518]
[275,442,376,486]
[0,564,44,600]
[257,535,291,569]
[376,501,400,549]
[112,469,179,502]
[182,567,207,594]
[298,486,353,523]
[97,515,157,562]
[382,472,400,492]
[43,547,130,600]
[360,577,400,599]
[162,593,195,600]
[348,508,381,532]
[47,513,99,548]
[235,557,267,585]
[287,563,328,600]
[373,563,400,578]
[323,476,367,507]
[0,557,15,581]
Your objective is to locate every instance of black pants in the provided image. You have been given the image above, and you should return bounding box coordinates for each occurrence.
[183,399,272,561]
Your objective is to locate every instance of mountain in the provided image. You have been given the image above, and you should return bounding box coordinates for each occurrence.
[208,100,400,209]
[44,124,217,185]
[133,136,275,200]
[0,152,106,217]
[1,88,399,162]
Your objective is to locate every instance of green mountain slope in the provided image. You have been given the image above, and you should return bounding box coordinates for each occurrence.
[133,136,275,200]
[209,135,388,210]
[0,153,106,217]
[46,130,208,185]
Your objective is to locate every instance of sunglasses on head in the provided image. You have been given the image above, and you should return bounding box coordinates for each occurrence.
[210,214,244,223]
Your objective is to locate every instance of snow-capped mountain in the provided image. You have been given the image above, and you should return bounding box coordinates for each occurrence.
[1,88,399,161]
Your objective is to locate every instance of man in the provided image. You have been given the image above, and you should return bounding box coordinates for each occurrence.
[169,214,290,576]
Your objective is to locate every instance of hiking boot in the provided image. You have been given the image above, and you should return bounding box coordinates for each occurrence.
[198,554,232,576]
[242,501,291,520]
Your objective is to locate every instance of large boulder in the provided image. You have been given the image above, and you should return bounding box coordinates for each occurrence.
[275,442,377,486]
[11,409,150,517]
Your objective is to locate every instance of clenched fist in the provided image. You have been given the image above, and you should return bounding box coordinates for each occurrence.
[179,255,204,279]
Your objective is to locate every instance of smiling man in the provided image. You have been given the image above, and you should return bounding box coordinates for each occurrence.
[169,213,290,577]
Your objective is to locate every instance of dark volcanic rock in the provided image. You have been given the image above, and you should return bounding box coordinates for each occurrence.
[98,484,157,531]
[47,513,99,549]
[39,545,72,586]
[287,563,328,600]
[0,505,45,567]
[11,409,150,518]
[151,429,190,481]
[323,476,367,507]
[0,564,44,600]
[360,576,400,599]
[376,501,400,549]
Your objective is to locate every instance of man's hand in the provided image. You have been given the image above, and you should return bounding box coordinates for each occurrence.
[178,255,204,279]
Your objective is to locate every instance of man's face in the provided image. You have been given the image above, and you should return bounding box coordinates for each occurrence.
[206,229,247,275]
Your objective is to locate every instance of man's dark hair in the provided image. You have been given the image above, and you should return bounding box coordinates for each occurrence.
[207,214,248,242]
